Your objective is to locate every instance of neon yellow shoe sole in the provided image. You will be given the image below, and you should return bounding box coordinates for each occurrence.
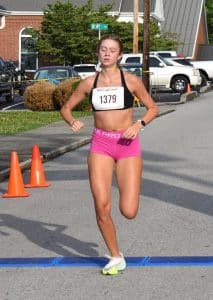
[102,266,119,275]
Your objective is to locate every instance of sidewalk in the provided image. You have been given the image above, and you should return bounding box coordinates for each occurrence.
[0,105,176,182]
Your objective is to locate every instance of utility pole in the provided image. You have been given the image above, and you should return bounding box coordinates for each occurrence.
[133,0,139,53]
[142,0,150,92]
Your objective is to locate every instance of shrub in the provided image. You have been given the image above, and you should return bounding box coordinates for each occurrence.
[53,78,80,109]
[24,78,91,111]
[53,78,91,111]
[74,95,91,111]
[24,81,56,111]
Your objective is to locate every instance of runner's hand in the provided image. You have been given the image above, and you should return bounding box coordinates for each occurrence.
[122,122,142,139]
[70,120,84,132]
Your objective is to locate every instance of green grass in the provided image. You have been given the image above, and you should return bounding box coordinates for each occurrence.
[0,111,91,135]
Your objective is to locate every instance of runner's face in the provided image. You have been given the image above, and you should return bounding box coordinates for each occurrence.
[98,39,121,67]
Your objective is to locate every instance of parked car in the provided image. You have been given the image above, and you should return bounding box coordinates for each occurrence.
[4,60,29,96]
[166,57,213,87]
[120,53,201,93]
[73,64,97,79]
[33,66,80,84]
[189,60,213,86]
[120,63,143,78]
[0,57,15,103]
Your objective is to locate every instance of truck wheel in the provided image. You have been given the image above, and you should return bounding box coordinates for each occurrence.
[171,76,189,93]
[200,72,208,87]
[5,84,15,103]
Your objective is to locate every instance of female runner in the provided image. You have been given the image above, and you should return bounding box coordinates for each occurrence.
[60,34,159,275]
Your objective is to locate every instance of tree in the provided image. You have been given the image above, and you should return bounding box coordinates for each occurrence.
[34,0,178,65]
[149,20,179,51]
[205,0,213,44]
[35,0,136,65]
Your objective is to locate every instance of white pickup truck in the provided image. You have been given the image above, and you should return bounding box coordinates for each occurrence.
[190,61,213,85]
[120,53,201,93]
[166,57,213,86]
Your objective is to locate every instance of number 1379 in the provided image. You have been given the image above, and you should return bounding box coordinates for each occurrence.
[100,94,116,104]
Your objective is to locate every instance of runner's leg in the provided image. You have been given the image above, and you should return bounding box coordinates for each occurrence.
[88,152,120,257]
[116,157,142,219]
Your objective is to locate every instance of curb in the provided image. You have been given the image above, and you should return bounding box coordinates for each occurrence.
[200,85,212,93]
[0,137,91,183]
[42,137,91,161]
[167,91,197,105]
[153,89,199,106]
[179,91,198,103]
[157,108,176,116]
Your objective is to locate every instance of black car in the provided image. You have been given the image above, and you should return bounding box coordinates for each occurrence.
[33,66,80,84]
[0,57,15,103]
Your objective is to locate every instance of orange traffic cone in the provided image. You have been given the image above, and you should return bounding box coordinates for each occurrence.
[25,145,51,188]
[2,151,30,198]
[187,83,191,93]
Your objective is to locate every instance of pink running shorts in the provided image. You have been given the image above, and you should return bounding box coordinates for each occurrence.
[89,128,142,161]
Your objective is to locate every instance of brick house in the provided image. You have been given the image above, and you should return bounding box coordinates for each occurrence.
[0,0,209,74]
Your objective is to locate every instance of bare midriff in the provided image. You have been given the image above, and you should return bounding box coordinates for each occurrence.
[93,107,134,131]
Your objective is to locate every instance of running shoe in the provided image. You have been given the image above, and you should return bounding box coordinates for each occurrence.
[102,253,126,275]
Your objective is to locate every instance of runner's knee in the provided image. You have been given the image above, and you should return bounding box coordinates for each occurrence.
[95,201,111,224]
[120,206,137,219]
[119,196,139,219]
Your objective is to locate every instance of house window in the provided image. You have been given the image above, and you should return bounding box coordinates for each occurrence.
[20,28,38,71]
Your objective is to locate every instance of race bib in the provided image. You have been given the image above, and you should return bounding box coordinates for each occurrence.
[92,87,124,110]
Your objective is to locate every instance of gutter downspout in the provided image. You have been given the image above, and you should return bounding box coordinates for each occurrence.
[118,0,122,13]
[0,9,11,29]
[0,16,5,29]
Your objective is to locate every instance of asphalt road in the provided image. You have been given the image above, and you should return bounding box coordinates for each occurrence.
[0,91,212,299]
[0,94,24,111]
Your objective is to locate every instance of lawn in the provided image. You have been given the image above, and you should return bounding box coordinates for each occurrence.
[0,110,91,135]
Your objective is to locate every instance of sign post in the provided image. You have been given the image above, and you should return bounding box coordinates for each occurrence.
[90,23,108,40]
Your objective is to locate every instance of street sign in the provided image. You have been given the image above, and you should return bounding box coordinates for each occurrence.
[90,23,108,30]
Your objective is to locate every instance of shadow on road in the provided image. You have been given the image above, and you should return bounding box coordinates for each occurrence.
[0,214,99,257]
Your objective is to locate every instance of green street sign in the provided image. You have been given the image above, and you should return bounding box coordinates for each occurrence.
[100,23,108,30]
[90,23,108,30]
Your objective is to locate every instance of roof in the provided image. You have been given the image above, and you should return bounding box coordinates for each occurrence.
[162,0,207,58]
[0,0,158,14]
[119,0,155,12]
[0,0,120,12]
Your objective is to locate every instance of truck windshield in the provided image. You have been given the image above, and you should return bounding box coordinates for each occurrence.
[158,56,174,66]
